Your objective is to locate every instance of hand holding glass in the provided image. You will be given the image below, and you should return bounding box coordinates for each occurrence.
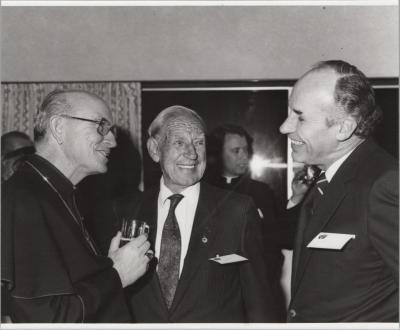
[120,219,150,247]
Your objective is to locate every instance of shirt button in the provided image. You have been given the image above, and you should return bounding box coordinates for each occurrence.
[289,309,296,318]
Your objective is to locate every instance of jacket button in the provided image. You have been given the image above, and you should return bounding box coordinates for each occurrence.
[289,309,296,318]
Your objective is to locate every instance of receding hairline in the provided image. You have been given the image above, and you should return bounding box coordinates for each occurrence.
[62,90,107,109]
[161,113,205,139]
[148,105,206,139]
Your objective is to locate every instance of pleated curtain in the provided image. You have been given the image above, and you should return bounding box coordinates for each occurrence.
[1,82,142,153]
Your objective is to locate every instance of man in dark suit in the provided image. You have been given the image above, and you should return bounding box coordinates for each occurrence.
[205,124,287,321]
[104,105,280,322]
[280,60,398,322]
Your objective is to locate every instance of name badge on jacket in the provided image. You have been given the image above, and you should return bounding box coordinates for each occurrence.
[307,232,356,250]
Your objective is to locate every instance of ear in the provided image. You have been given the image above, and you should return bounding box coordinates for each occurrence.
[49,116,64,145]
[336,117,358,141]
[147,137,161,163]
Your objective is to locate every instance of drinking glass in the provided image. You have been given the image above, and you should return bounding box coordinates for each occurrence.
[120,219,150,247]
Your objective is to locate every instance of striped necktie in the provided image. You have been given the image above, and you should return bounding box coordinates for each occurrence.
[312,172,328,212]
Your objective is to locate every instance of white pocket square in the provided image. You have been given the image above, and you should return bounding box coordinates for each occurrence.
[307,232,356,250]
[209,254,248,264]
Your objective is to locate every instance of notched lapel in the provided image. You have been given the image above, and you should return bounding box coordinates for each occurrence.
[293,177,349,296]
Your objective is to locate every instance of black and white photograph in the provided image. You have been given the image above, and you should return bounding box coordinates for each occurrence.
[1,0,398,328]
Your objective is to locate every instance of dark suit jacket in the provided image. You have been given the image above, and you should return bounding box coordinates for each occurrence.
[289,139,399,322]
[102,181,281,322]
[206,174,288,321]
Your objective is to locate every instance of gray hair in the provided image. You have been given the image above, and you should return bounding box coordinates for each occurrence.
[34,89,102,142]
[147,105,206,141]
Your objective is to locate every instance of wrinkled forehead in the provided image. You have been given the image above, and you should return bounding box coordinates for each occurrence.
[163,115,205,138]
[68,92,112,121]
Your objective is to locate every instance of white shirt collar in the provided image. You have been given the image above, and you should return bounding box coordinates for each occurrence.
[325,148,356,182]
[159,176,200,204]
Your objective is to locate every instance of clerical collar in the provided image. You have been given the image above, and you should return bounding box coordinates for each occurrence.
[223,176,240,184]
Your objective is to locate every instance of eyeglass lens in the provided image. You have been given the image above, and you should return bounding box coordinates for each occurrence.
[98,119,116,136]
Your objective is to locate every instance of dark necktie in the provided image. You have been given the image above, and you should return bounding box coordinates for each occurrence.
[312,172,328,212]
[302,172,329,245]
[158,193,184,309]
[293,171,329,283]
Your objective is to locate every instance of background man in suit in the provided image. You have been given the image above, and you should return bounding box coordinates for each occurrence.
[2,90,151,322]
[280,60,398,322]
[1,131,35,182]
[205,124,287,321]
[116,105,280,322]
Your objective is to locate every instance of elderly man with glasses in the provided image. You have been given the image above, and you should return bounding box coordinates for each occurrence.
[1,90,152,323]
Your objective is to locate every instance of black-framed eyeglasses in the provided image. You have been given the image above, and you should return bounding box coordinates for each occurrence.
[60,115,116,137]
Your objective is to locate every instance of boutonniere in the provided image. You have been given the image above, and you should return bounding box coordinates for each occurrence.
[202,226,211,244]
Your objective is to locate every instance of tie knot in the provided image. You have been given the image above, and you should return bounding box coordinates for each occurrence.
[168,194,184,211]
[315,172,328,195]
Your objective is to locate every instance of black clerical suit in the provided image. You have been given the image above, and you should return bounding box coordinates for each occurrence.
[207,174,287,321]
[1,155,131,323]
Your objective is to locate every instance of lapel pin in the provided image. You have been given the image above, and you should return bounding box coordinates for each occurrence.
[202,236,208,244]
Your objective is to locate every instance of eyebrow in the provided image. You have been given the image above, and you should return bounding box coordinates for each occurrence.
[292,109,303,115]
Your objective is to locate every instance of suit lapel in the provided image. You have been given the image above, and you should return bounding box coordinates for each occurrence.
[169,183,218,315]
[291,189,314,295]
[292,140,373,298]
[292,180,347,295]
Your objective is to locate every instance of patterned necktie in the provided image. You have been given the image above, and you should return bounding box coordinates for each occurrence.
[312,172,328,212]
[158,193,184,309]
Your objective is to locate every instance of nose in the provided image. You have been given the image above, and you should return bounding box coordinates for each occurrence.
[184,142,198,159]
[238,149,249,161]
[279,115,296,134]
[103,130,117,148]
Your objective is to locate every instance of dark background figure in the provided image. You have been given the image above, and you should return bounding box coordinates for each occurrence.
[77,126,142,245]
[1,131,35,322]
[205,124,287,321]
[1,131,35,182]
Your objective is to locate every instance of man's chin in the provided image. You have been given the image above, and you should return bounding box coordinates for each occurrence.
[291,151,305,164]
[94,162,108,174]
[177,176,201,187]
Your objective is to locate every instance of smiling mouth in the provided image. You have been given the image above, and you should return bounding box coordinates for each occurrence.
[97,150,110,159]
[289,138,304,146]
[177,164,196,169]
